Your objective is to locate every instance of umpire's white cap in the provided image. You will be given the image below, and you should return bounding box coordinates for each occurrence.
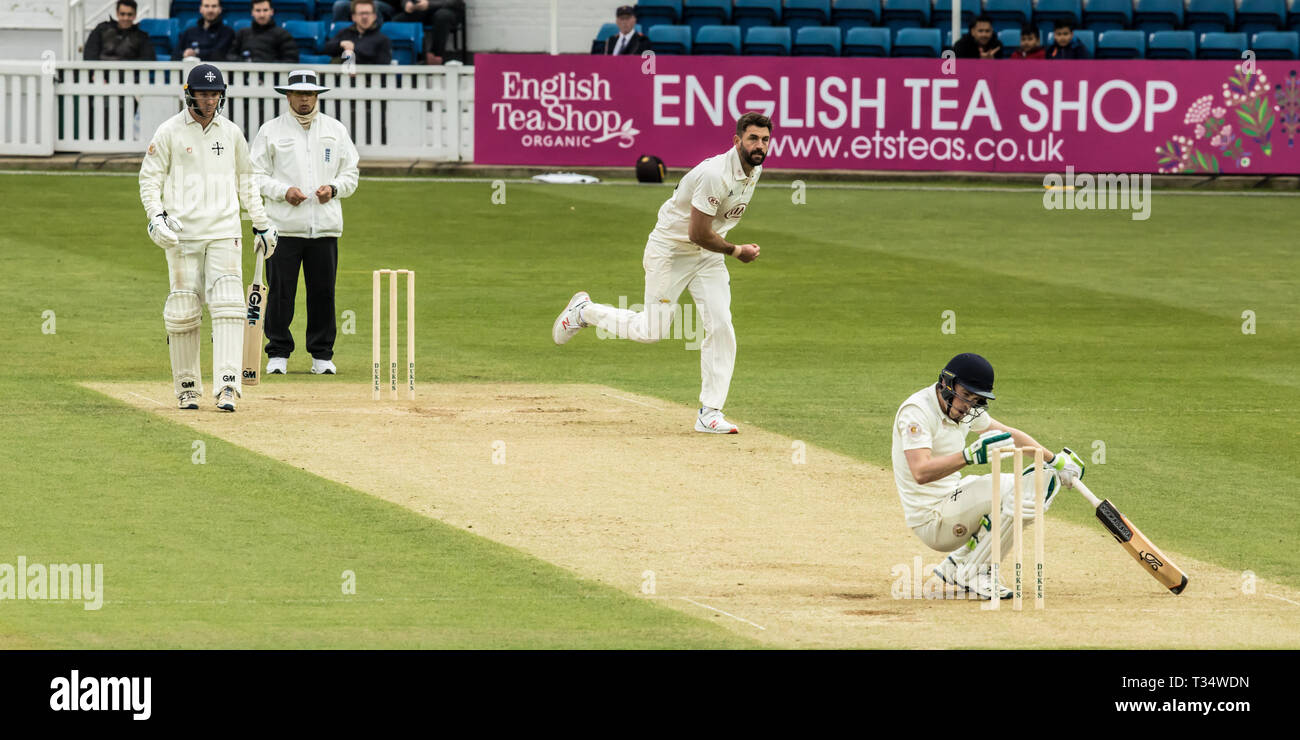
[273,70,331,95]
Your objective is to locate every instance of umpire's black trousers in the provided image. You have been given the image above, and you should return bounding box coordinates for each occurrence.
[264,236,338,361]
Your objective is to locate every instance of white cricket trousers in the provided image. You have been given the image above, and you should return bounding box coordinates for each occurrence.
[582,236,736,410]
[163,238,244,398]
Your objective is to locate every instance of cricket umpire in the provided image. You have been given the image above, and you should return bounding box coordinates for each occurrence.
[250,69,359,376]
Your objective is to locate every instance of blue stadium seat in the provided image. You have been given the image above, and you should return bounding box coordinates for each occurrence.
[1033,0,1082,27]
[1236,0,1286,33]
[1072,27,1095,54]
[832,0,881,30]
[648,24,692,53]
[1197,30,1247,56]
[998,27,1022,50]
[1185,0,1234,33]
[174,12,199,28]
[734,0,782,31]
[299,53,333,64]
[784,0,833,31]
[694,24,742,53]
[892,26,941,55]
[794,25,843,53]
[271,0,314,23]
[233,18,255,34]
[1251,29,1300,57]
[384,21,423,64]
[1096,29,1145,56]
[933,0,976,29]
[1133,0,1182,31]
[744,25,793,53]
[327,20,353,39]
[1082,0,1131,32]
[984,0,1032,33]
[881,0,930,31]
[1290,0,1300,30]
[1145,29,1196,57]
[843,25,891,54]
[283,20,326,54]
[156,52,171,61]
[682,0,731,34]
[635,0,682,29]
[223,1,253,15]
[139,18,179,58]
[170,0,201,15]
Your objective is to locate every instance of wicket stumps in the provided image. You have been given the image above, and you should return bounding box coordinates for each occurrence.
[372,269,415,400]
[989,447,1047,611]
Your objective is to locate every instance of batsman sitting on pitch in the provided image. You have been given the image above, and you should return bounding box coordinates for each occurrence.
[139,63,277,411]
[890,353,1085,599]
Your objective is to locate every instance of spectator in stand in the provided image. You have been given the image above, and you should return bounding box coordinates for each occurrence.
[175,0,236,61]
[331,0,396,22]
[953,15,1002,59]
[228,0,299,62]
[323,0,392,65]
[394,1,463,65]
[601,5,650,56]
[1045,20,1089,59]
[84,0,156,61]
[1009,23,1046,58]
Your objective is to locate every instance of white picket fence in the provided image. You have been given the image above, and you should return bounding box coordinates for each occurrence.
[0,60,475,161]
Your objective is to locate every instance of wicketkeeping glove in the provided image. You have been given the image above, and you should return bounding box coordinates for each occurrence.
[252,225,278,258]
[963,430,1013,465]
[1051,447,1085,488]
[147,212,182,249]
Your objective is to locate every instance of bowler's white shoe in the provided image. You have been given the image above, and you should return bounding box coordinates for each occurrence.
[695,407,739,434]
[215,386,238,412]
[956,565,1013,600]
[267,357,288,375]
[177,390,201,410]
[552,291,590,345]
[311,358,337,375]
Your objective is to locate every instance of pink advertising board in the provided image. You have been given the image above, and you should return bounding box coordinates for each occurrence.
[474,54,1300,174]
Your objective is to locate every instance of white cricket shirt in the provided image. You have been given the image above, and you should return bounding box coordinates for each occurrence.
[891,384,994,527]
[251,111,360,238]
[650,147,760,246]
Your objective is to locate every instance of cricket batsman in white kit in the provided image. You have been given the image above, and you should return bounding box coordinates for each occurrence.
[891,353,1086,599]
[551,113,770,434]
[139,63,277,411]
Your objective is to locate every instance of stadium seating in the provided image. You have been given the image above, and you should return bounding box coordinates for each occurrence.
[1145,29,1196,57]
[223,1,253,15]
[1082,0,1131,32]
[842,25,891,54]
[832,0,882,30]
[694,24,743,53]
[683,0,731,34]
[231,18,253,33]
[998,28,1021,51]
[284,20,327,55]
[385,22,423,65]
[1236,0,1287,34]
[1197,31,1247,57]
[634,0,682,29]
[139,18,179,58]
[881,0,931,31]
[984,0,1032,33]
[299,53,332,64]
[1291,0,1300,31]
[733,0,783,31]
[1072,27,1096,54]
[1185,0,1234,34]
[1095,29,1145,57]
[591,22,645,53]
[783,0,833,31]
[1133,0,1183,32]
[648,24,693,53]
[1251,30,1300,57]
[892,26,941,55]
[744,25,793,53]
[794,25,843,53]
[932,0,976,29]
[327,20,353,39]
[1033,0,1083,28]
[270,0,314,22]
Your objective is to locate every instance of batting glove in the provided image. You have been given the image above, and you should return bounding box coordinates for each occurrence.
[147,212,182,249]
[252,225,278,259]
[1051,447,1085,489]
[963,430,1013,466]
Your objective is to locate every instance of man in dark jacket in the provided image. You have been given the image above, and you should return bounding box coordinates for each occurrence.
[84,0,157,61]
[228,0,299,62]
[1045,21,1090,59]
[174,0,236,61]
[394,1,462,64]
[952,15,1002,59]
[322,0,392,65]
[602,6,650,56]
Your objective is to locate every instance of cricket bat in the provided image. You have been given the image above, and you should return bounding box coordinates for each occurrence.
[242,251,268,386]
[1075,480,1188,595]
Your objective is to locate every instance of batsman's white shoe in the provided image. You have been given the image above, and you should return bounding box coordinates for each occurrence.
[552,291,590,345]
[177,390,201,410]
[933,555,961,588]
[311,358,337,375]
[957,566,1013,601]
[267,357,288,375]
[215,386,238,412]
[695,407,739,434]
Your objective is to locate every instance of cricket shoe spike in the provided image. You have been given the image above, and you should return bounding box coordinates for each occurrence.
[178,390,201,410]
[957,565,1013,600]
[267,357,287,375]
[216,386,238,412]
[311,358,337,375]
[552,291,590,345]
[695,407,739,434]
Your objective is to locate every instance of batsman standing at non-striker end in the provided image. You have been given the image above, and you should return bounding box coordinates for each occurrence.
[139,63,278,411]
[891,353,1085,599]
[551,113,770,434]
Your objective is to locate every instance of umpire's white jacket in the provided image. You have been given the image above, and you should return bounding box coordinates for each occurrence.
[250,111,359,238]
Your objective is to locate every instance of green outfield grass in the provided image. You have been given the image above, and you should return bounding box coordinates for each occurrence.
[1,172,1295,647]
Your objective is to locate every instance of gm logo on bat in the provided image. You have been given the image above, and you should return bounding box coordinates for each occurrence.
[247,292,263,324]
[1138,550,1164,571]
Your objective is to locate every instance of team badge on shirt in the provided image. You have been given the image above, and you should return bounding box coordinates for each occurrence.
[325,148,331,163]
[147,144,156,155]
[707,196,720,207]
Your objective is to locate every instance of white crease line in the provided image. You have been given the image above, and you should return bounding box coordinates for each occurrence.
[600,392,665,410]
[126,391,165,406]
[679,597,767,631]
[1265,593,1300,607]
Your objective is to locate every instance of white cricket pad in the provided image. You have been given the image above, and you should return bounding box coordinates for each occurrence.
[164,290,203,398]
[210,274,244,396]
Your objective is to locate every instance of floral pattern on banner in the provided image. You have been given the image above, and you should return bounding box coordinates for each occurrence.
[1155,64,1297,174]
